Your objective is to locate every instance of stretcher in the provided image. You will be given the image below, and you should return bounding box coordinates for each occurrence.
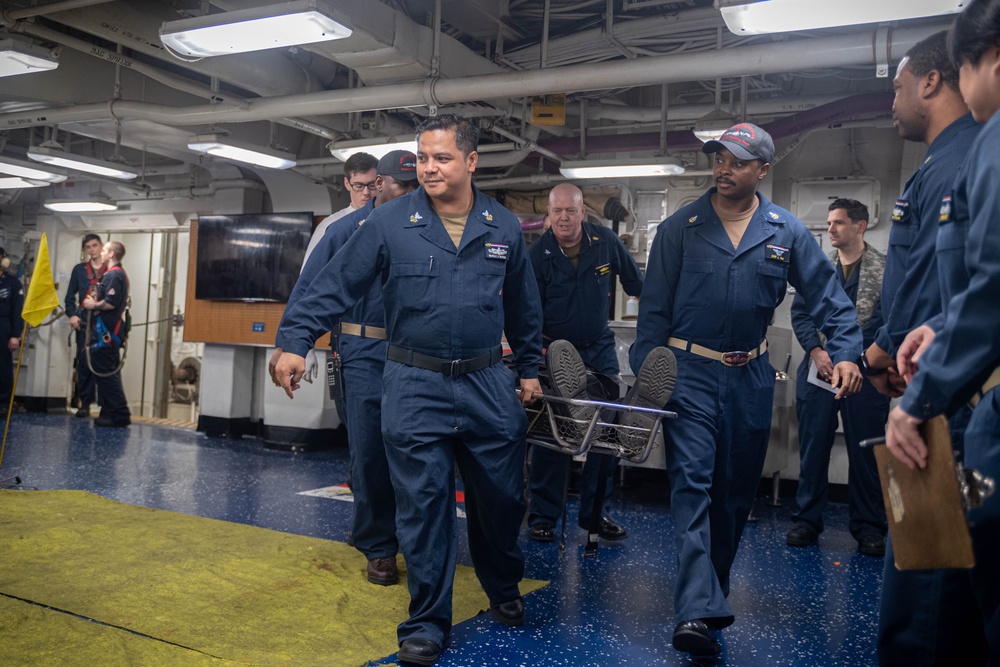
[523,392,676,556]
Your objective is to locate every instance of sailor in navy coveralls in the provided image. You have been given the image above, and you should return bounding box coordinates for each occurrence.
[275,115,542,666]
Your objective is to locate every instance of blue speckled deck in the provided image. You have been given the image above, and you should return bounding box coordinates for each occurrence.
[1,413,882,666]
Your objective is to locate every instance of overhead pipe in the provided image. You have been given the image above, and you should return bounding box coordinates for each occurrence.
[0,25,931,131]
[535,91,894,156]
[0,0,113,22]
[15,19,340,141]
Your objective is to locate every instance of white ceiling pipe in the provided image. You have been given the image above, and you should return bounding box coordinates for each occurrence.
[0,23,940,130]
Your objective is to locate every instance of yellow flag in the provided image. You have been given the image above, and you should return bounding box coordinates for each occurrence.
[21,233,61,328]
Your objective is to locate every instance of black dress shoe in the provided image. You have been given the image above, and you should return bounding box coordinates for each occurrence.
[75,406,90,418]
[673,620,721,656]
[786,524,818,547]
[490,597,525,626]
[398,638,441,666]
[858,534,886,557]
[579,516,628,541]
[94,417,131,427]
[528,523,555,542]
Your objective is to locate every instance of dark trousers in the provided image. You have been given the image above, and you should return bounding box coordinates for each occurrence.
[381,360,526,646]
[338,335,397,560]
[793,363,889,540]
[0,345,12,410]
[877,404,995,665]
[90,345,129,421]
[74,328,97,407]
[665,350,775,628]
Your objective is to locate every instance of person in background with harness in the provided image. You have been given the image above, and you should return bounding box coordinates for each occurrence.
[0,247,24,412]
[883,2,1000,662]
[64,234,105,418]
[271,150,419,587]
[526,182,643,544]
[82,241,130,428]
[275,114,542,667]
[630,123,863,657]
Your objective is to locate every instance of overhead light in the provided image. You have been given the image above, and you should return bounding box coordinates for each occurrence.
[0,155,67,183]
[187,134,297,169]
[44,193,118,213]
[717,0,964,34]
[160,0,352,58]
[693,109,737,143]
[559,158,686,180]
[327,136,419,162]
[0,176,50,189]
[0,38,59,78]
[27,145,138,180]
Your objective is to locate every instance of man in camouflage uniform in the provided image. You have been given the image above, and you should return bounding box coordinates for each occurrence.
[786,198,889,556]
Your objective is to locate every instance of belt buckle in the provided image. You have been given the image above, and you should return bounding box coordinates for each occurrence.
[449,359,460,376]
[722,351,750,367]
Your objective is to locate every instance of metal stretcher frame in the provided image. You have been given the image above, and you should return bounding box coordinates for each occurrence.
[524,394,676,464]
[524,393,676,557]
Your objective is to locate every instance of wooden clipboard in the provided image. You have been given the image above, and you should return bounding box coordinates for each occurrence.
[873,415,975,570]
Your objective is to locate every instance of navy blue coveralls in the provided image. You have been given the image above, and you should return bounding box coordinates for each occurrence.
[790,246,888,541]
[89,266,130,423]
[872,114,986,666]
[64,261,105,408]
[0,271,24,409]
[277,199,398,562]
[879,112,998,666]
[631,189,861,629]
[280,186,542,647]
[527,222,643,529]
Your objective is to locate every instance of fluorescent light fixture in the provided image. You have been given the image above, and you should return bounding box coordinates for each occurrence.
[693,109,737,143]
[160,0,352,58]
[718,0,964,34]
[0,176,50,189]
[0,38,59,78]
[0,155,67,182]
[559,158,686,179]
[327,136,419,162]
[27,145,138,180]
[44,193,118,212]
[187,134,297,169]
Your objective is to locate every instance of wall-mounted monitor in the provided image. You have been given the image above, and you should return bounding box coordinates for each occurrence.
[195,212,312,302]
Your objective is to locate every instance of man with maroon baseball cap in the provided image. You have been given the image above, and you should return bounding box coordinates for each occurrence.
[632,121,863,656]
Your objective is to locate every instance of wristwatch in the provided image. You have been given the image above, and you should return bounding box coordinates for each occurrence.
[856,353,886,377]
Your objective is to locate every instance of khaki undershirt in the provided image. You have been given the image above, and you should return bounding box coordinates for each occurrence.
[712,195,760,250]
[439,210,471,249]
[560,242,581,270]
[841,257,861,283]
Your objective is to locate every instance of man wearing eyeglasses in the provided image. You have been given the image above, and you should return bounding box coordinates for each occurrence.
[303,152,378,265]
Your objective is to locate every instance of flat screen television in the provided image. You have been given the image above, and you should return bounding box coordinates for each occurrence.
[195,212,312,302]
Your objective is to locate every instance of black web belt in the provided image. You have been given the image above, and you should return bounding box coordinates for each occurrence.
[387,344,503,377]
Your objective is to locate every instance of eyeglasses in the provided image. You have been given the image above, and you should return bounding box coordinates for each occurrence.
[347,179,378,192]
